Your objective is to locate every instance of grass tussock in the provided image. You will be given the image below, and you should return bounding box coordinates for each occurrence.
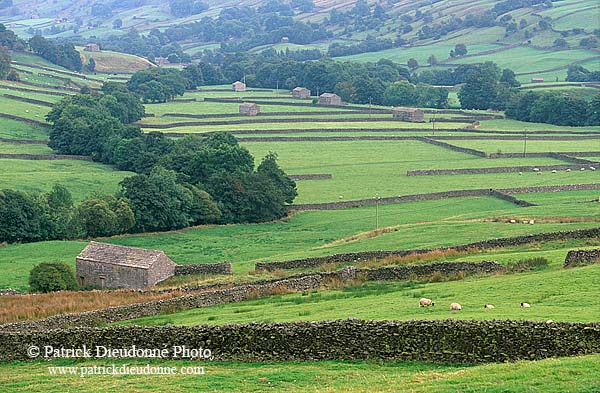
[0,290,186,324]
[506,257,550,273]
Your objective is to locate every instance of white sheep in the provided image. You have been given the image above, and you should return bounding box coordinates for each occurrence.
[581,168,585,171]
[483,304,495,309]
[551,170,557,173]
[533,168,540,172]
[520,302,531,308]
[566,168,571,172]
[546,320,554,324]
[590,167,596,171]
[450,302,462,311]
[419,298,434,307]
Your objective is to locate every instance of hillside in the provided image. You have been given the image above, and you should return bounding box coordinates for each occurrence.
[1,0,598,83]
[77,46,155,73]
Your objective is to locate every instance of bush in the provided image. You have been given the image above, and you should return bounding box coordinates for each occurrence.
[29,262,78,293]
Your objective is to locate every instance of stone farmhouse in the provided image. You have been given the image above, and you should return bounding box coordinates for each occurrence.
[392,107,425,122]
[292,87,311,99]
[319,93,342,106]
[232,81,246,92]
[75,242,176,289]
[239,102,260,116]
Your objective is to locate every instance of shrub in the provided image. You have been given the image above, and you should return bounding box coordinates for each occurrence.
[29,262,78,293]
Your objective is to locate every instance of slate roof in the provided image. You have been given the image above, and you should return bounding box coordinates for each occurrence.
[76,241,170,269]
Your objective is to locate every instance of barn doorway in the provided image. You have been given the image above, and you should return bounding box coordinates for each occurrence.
[79,276,85,288]
[98,276,105,289]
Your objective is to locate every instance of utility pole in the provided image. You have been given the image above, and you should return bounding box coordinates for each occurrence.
[523,129,528,155]
[276,80,279,95]
[375,194,380,230]
[432,114,436,136]
[369,96,372,118]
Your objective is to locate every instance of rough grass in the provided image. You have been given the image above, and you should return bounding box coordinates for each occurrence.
[0,290,187,324]
[76,46,155,74]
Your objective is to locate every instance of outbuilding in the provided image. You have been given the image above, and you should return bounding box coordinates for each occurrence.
[392,107,425,122]
[292,87,311,99]
[318,93,342,106]
[83,43,100,52]
[232,81,247,92]
[75,242,176,289]
[239,102,260,116]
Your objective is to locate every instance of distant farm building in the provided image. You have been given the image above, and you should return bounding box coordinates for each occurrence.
[319,93,342,106]
[232,81,247,92]
[75,242,176,289]
[531,78,545,83]
[281,36,289,43]
[154,56,170,66]
[392,107,425,122]
[292,87,311,99]
[239,102,260,116]
[83,43,100,52]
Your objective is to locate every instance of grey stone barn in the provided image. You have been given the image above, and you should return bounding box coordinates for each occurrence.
[232,81,246,92]
[76,242,176,289]
[292,87,311,99]
[318,93,342,106]
[392,107,425,122]
[239,102,260,116]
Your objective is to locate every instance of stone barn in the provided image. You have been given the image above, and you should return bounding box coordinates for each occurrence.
[232,81,246,92]
[292,87,311,99]
[239,102,260,116]
[318,93,342,106]
[392,107,425,122]
[75,242,176,289]
[83,43,100,52]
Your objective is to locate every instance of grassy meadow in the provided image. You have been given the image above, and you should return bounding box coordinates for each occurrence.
[0,355,598,392]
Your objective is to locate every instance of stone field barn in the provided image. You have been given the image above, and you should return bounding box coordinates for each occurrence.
[75,242,176,289]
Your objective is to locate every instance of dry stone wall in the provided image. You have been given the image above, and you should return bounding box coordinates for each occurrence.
[174,262,233,276]
[255,227,600,271]
[564,249,600,268]
[1,319,598,363]
[406,164,593,176]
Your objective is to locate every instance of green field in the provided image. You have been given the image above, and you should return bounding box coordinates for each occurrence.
[0,142,52,154]
[242,139,600,203]
[449,139,600,154]
[0,118,48,140]
[1,192,600,291]
[122,264,600,326]
[0,354,597,392]
[0,159,133,203]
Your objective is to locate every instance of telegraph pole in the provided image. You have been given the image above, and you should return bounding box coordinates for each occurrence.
[375,194,380,230]
[523,129,528,155]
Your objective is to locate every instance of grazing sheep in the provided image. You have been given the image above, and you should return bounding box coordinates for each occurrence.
[518,172,523,175]
[533,168,539,172]
[483,304,495,309]
[546,320,554,324]
[450,302,462,311]
[520,302,531,308]
[566,168,571,172]
[551,170,557,174]
[419,298,434,307]
[581,168,585,171]
[590,167,596,171]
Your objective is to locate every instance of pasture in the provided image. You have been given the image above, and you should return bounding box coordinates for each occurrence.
[0,355,598,392]
[1,192,599,291]
[0,159,133,203]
